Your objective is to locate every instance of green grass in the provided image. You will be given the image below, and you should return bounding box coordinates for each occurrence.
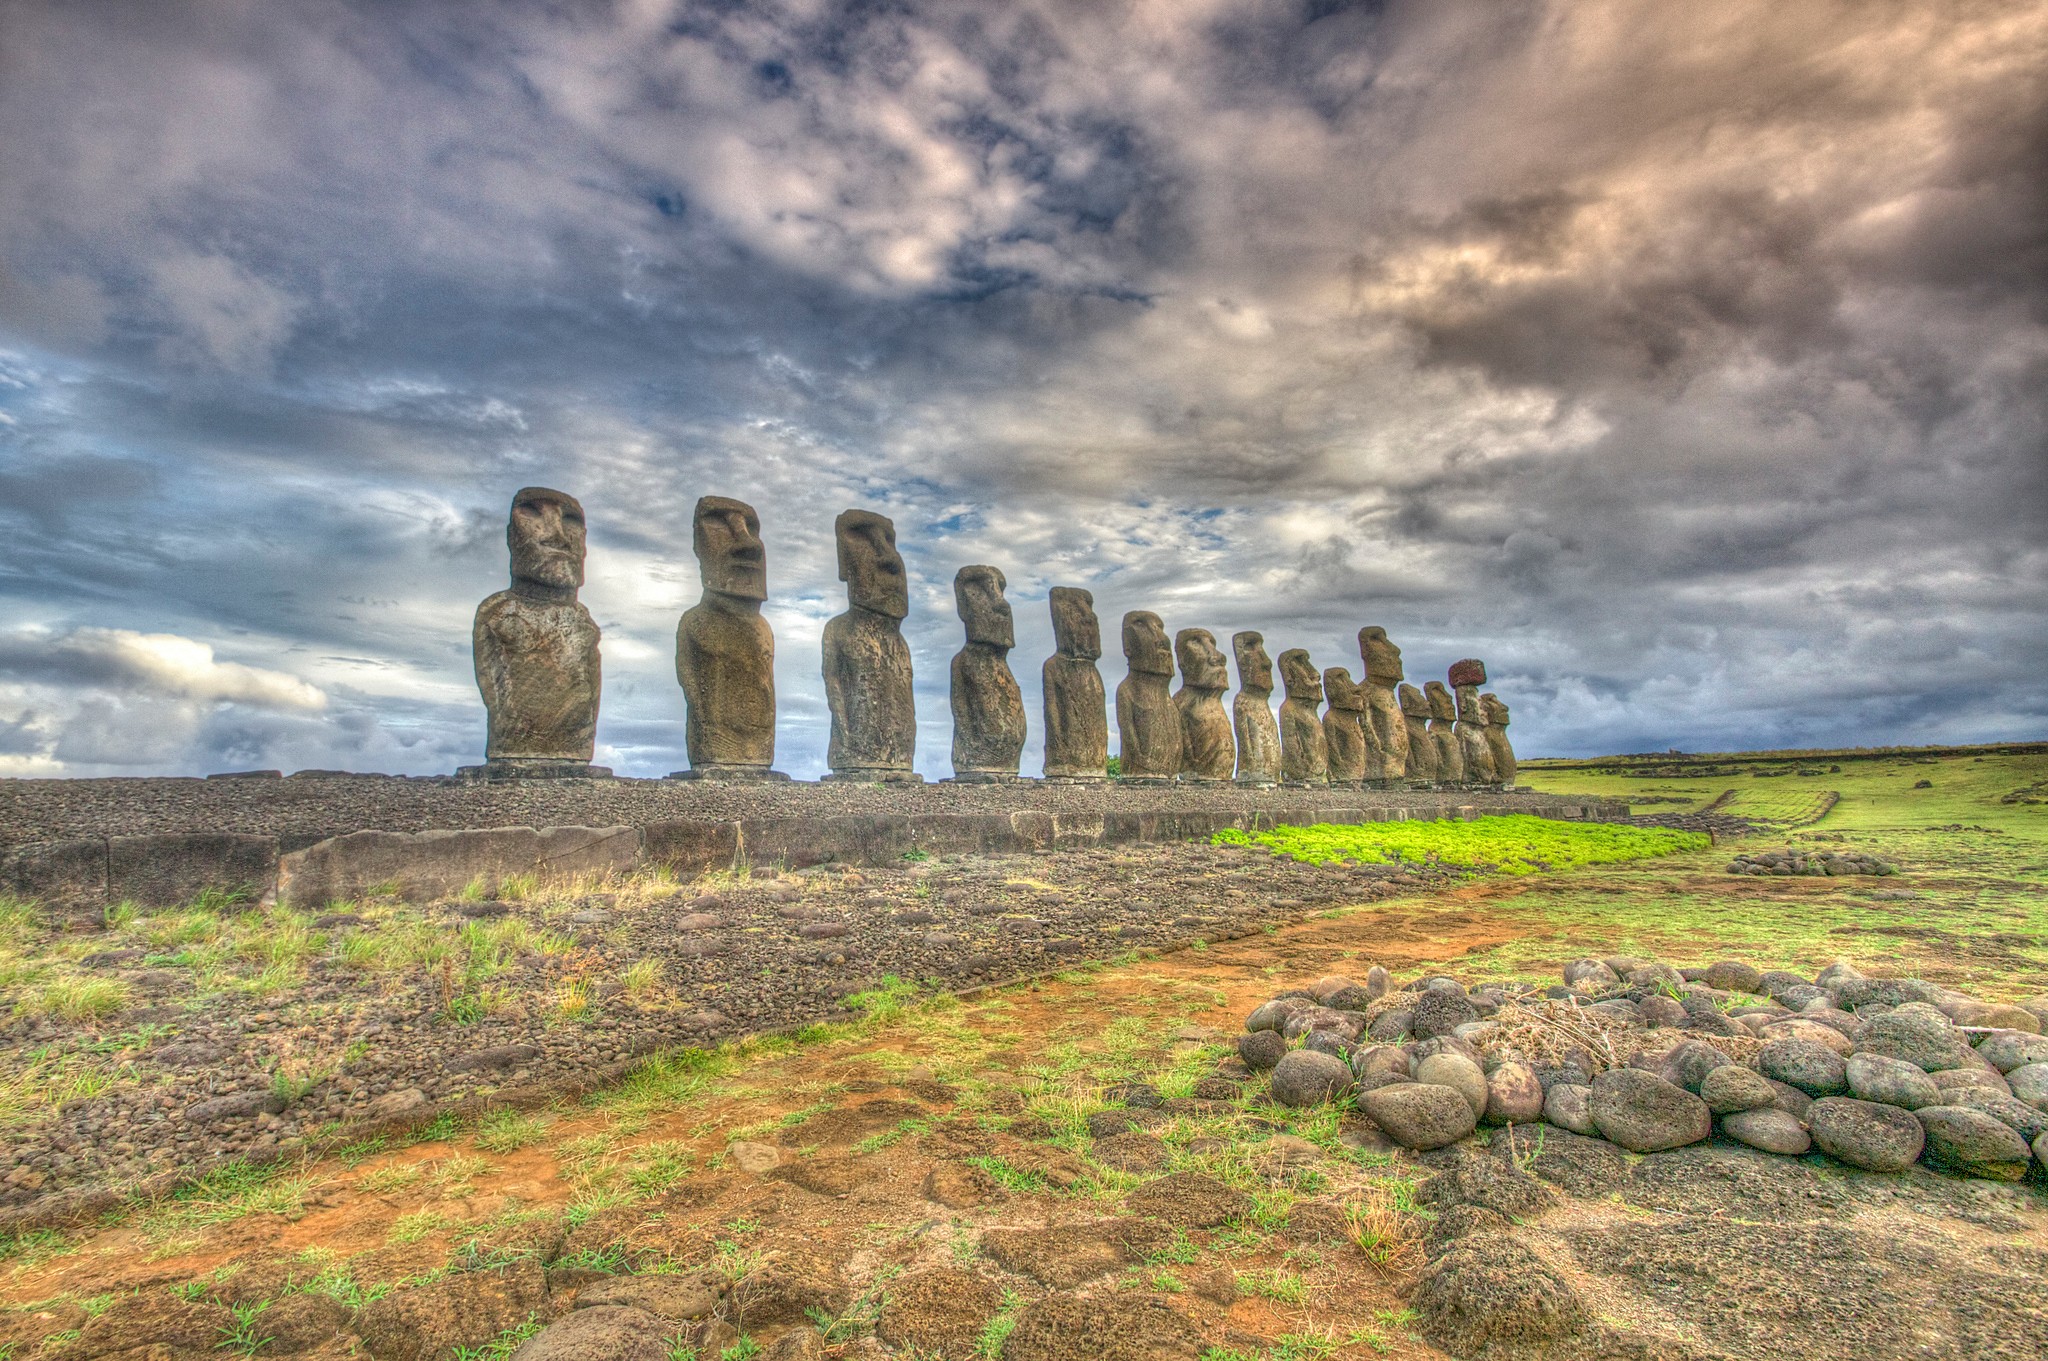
[1213,814,1708,874]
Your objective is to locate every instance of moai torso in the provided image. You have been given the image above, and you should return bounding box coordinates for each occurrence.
[675,496,776,773]
[822,510,916,778]
[1231,631,1281,785]
[474,487,601,765]
[1322,667,1368,785]
[1277,650,1328,785]
[1359,627,1411,780]
[1042,588,1108,780]
[949,565,1026,780]
[1453,677,1498,783]
[1425,681,1464,783]
[1174,628,1235,782]
[1115,611,1182,780]
[1482,693,1517,787]
[1399,684,1439,782]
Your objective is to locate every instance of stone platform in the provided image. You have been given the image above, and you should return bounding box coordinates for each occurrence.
[0,774,1626,916]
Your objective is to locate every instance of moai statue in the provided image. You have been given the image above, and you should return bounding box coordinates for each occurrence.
[949,565,1026,782]
[468,487,607,778]
[1042,587,1108,781]
[1398,683,1439,783]
[1174,628,1235,782]
[1115,610,1181,782]
[1231,631,1281,786]
[672,496,785,781]
[1482,693,1517,788]
[822,509,919,781]
[1357,627,1412,782]
[1450,659,1499,785]
[1277,649,1328,786]
[1322,666,1368,786]
[1425,681,1464,784]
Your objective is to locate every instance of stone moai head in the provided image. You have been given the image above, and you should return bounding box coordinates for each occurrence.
[1122,611,1173,676]
[1049,587,1101,660]
[954,565,1015,649]
[1448,658,1488,688]
[1425,680,1457,721]
[1233,631,1273,693]
[694,496,766,601]
[1279,649,1323,703]
[1398,682,1430,718]
[1359,627,1404,684]
[1176,629,1228,690]
[1323,667,1364,711]
[1482,693,1510,727]
[507,487,586,591]
[836,509,908,619]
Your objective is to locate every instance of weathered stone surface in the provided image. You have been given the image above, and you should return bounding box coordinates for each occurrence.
[1805,1097,1924,1170]
[1542,1082,1598,1134]
[1397,683,1438,782]
[1916,1105,2032,1179]
[474,486,602,768]
[1416,1052,1489,1119]
[107,833,278,908]
[1447,657,1488,688]
[1231,631,1281,786]
[278,824,639,908]
[1358,1081,1479,1149]
[1701,959,1765,994]
[1452,674,1498,784]
[822,509,917,780]
[949,565,1026,781]
[1859,1004,1971,1072]
[1480,693,1516,787]
[1357,627,1411,780]
[1699,1064,1778,1114]
[1425,681,1464,783]
[1846,1053,1942,1110]
[1720,1107,1812,1155]
[1276,650,1328,785]
[1042,587,1108,780]
[1173,628,1234,782]
[508,1306,671,1361]
[1483,1060,1545,1124]
[1321,667,1368,785]
[675,496,780,778]
[1589,1068,1712,1151]
[1270,1049,1354,1106]
[1115,611,1182,781]
[1760,1038,1849,1095]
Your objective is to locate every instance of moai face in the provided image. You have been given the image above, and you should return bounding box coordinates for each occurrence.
[836,509,908,619]
[955,565,1015,648]
[1049,587,1101,660]
[1233,631,1273,693]
[1358,626,1404,684]
[507,487,586,590]
[1279,649,1323,703]
[1482,693,1510,727]
[1425,680,1457,721]
[1398,683,1430,718]
[1122,611,1173,676]
[1323,667,1364,711]
[1176,629,1228,690]
[694,496,766,601]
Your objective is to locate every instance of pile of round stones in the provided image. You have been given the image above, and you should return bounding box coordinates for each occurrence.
[1237,956,2048,1180]
[1725,846,1895,876]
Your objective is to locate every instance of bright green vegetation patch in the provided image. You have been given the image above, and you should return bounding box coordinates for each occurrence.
[1213,814,1708,874]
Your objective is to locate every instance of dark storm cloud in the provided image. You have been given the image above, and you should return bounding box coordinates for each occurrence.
[0,0,2042,778]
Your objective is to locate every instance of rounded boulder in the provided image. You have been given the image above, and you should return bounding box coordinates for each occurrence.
[1916,1105,2033,1180]
[1845,1053,1940,1110]
[1701,960,1764,994]
[2006,1062,2048,1110]
[1720,1107,1811,1156]
[1270,1049,1353,1107]
[1482,1061,1545,1126]
[1698,1065,1777,1115]
[1807,1097,1925,1172]
[1237,1030,1286,1072]
[1415,1052,1488,1120]
[1759,1039,1848,1097]
[1977,1030,2048,1074]
[1357,1081,1478,1151]
[1589,1069,1712,1153]
[1859,1005,1970,1072]
[1411,989,1480,1040]
[508,1307,673,1361]
[1542,1083,1598,1136]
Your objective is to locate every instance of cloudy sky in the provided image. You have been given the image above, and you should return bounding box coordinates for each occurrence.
[0,0,2043,780]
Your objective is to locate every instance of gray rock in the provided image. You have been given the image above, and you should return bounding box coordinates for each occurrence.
[1636,995,1687,1028]
[1814,958,1863,990]
[1269,1050,1353,1107]
[1483,1061,1545,1125]
[1542,1083,1598,1135]
[1245,998,1310,1033]
[1833,976,1944,1009]
[2036,1131,2048,1168]
[1350,1044,1410,1087]
[1589,1069,1712,1152]
[1720,1107,1811,1155]
[1765,1078,1812,1119]
[1367,1009,1413,1043]
[1412,1053,1487,1120]
[1411,989,1480,1039]
[1930,1067,2009,1099]
[1301,1029,1351,1061]
[1563,958,1620,990]
[1662,1040,1732,1093]
[1408,1034,1486,1069]
[1758,1039,1848,1096]
[1916,1105,2033,1179]
[1701,960,1764,994]
[1357,1082,1478,1150]
[1628,962,1685,993]
[1845,1053,1940,1110]
[1806,1097,1924,1171]
[1237,1030,1286,1072]
[1977,1030,2048,1074]
[1364,965,1392,999]
[2007,1062,2048,1110]
[1859,1004,1970,1072]
[1758,1017,1855,1056]
[509,1306,671,1361]
[1698,1065,1777,1115]
[1948,1088,2048,1145]
[184,1091,287,1124]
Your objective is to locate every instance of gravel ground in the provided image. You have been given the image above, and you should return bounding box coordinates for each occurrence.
[0,840,1446,1218]
[0,774,1569,850]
